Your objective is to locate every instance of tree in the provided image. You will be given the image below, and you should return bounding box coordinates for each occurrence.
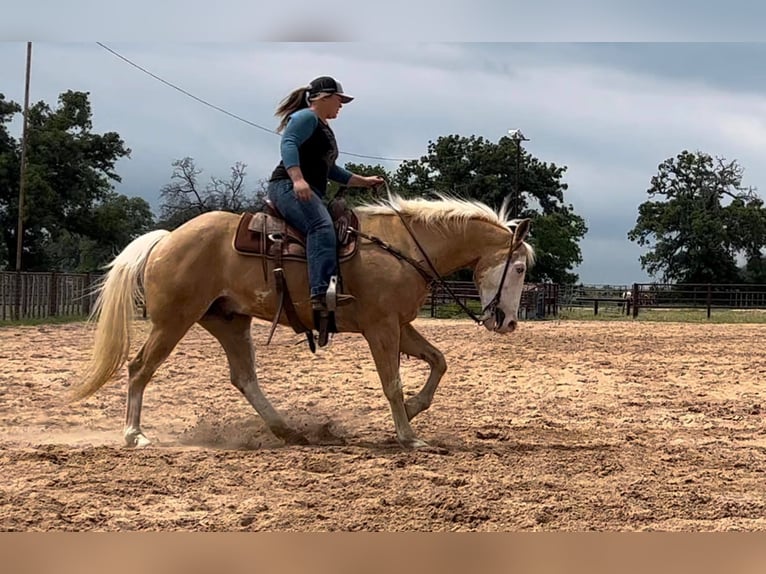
[526,210,589,284]
[0,90,154,271]
[0,94,21,269]
[728,193,766,283]
[157,157,267,229]
[41,192,155,272]
[327,162,393,206]
[0,94,22,270]
[392,134,587,283]
[627,150,766,284]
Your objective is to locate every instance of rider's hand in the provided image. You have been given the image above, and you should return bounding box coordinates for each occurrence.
[364,175,385,189]
[293,179,313,201]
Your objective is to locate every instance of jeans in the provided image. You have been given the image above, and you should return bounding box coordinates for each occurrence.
[266,178,337,298]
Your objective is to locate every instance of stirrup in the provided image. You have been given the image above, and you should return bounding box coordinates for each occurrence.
[312,276,356,311]
[326,275,339,311]
[311,276,356,348]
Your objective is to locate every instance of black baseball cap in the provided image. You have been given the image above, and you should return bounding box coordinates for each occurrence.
[308,76,354,103]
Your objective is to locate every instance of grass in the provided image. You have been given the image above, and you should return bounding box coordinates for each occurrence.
[424,301,766,324]
[556,306,766,324]
[4,305,766,327]
[420,300,485,320]
[0,314,89,328]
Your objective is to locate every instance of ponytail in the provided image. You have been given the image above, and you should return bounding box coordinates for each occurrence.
[275,86,311,133]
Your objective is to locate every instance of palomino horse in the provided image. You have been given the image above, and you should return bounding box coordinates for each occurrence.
[69,192,534,449]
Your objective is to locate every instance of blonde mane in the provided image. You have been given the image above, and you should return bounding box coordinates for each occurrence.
[357,192,520,230]
[357,192,535,264]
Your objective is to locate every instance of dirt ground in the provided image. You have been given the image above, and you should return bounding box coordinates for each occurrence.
[1,316,765,531]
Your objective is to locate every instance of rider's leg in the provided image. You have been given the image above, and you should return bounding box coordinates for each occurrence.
[267,179,354,310]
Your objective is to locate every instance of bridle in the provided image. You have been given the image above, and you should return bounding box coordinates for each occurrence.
[346,182,528,329]
[478,228,527,329]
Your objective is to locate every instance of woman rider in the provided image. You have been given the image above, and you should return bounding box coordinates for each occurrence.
[267,76,383,311]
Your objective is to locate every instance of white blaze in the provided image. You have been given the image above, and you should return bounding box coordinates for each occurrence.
[477,255,527,332]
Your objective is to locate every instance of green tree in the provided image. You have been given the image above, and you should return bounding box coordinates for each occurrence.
[527,210,589,284]
[157,157,267,229]
[0,94,22,269]
[728,194,766,283]
[0,90,154,271]
[327,162,394,206]
[41,192,155,272]
[392,134,587,283]
[627,150,766,284]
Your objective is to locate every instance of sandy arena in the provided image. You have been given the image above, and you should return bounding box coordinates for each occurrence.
[1,317,765,531]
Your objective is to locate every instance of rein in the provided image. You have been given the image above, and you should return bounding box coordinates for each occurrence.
[348,226,436,286]
[391,209,486,324]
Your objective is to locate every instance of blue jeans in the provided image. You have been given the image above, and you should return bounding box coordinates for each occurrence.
[267,178,337,299]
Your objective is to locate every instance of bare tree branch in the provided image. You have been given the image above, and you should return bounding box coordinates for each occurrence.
[158,158,266,228]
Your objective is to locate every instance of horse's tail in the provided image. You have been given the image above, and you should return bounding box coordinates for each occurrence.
[69,229,170,402]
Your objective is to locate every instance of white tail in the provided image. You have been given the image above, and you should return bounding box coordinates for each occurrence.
[69,229,170,402]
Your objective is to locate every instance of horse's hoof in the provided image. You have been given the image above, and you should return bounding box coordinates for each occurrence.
[286,434,310,446]
[277,429,310,446]
[125,432,151,449]
[402,439,449,455]
[401,437,430,449]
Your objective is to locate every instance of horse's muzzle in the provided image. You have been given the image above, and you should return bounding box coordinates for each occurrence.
[494,319,517,334]
[480,315,518,334]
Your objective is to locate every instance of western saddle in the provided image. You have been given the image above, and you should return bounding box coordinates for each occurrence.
[232,194,360,352]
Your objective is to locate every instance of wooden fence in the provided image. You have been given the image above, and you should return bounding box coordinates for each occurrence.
[0,271,561,323]
[424,281,559,319]
[556,282,766,317]
[0,271,101,321]
[558,283,632,316]
[10,271,763,323]
[629,283,766,318]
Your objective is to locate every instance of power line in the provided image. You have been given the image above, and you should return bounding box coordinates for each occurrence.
[95,42,415,163]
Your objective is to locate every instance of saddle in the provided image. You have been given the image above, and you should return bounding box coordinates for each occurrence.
[232,198,360,262]
[231,195,360,353]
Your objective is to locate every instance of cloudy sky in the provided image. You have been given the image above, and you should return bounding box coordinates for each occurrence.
[2,39,765,284]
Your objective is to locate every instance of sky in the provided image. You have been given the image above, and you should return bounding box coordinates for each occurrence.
[2,39,765,285]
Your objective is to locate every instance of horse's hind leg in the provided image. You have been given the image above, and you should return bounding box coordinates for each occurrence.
[198,312,308,446]
[125,322,191,448]
[399,323,447,421]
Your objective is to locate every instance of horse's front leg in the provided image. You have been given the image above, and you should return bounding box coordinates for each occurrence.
[399,322,447,421]
[363,320,429,449]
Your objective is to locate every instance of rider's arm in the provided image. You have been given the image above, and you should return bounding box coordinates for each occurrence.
[329,164,353,185]
[280,109,317,184]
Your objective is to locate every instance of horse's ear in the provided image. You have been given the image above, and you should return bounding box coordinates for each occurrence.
[513,218,531,243]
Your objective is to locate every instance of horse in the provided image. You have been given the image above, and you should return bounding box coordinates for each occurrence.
[68,191,534,450]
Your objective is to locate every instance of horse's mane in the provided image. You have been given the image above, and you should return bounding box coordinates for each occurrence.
[357,192,521,231]
[357,192,535,264]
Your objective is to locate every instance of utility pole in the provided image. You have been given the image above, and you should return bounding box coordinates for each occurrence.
[508,129,529,220]
[16,41,32,271]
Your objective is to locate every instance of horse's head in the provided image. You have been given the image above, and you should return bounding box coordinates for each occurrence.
[473,218,533,334]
